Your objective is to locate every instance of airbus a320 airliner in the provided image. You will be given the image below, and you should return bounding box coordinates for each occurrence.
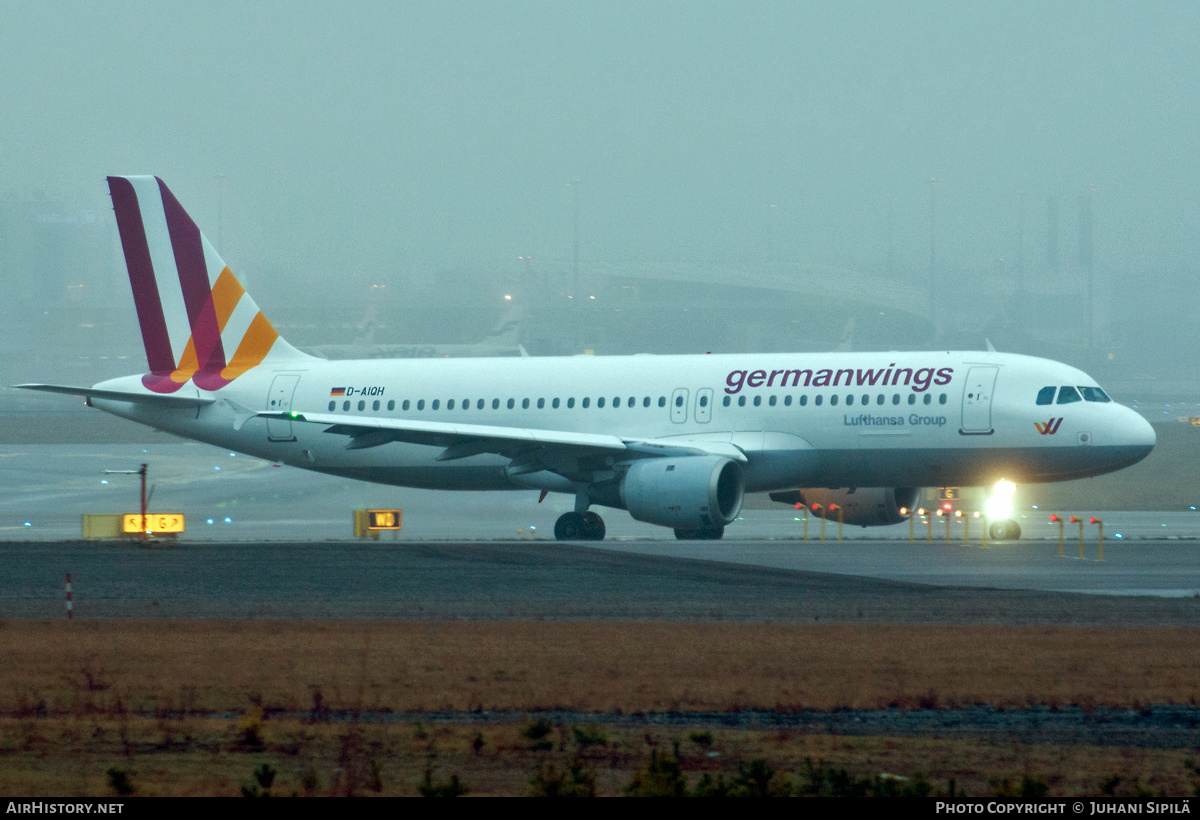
[18,177,1155,541]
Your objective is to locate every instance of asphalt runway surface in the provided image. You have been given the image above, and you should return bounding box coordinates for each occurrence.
[1,443,1199,621]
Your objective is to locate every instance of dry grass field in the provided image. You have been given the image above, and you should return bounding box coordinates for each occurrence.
[2,620,1199,796]
[3,621,1198,715]
[4,715,1199,797]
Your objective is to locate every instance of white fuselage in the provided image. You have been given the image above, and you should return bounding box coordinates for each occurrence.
[90,350,1155,497]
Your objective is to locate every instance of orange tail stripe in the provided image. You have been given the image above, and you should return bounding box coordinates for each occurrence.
[170,336,201,383]
[220,312,280,379]
[211,268,246,331]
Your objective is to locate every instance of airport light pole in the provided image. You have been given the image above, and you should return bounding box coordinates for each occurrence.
[567,179,580,296]
[928,177,938,341]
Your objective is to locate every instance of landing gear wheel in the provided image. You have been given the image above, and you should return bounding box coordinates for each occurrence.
[580,511,606,541]
[555,512,585,540]
[673,526,725,540]
[988,519,1021,541]
[555,511,606,541]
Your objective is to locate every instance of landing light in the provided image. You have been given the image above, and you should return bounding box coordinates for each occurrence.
[985,479,1016,521]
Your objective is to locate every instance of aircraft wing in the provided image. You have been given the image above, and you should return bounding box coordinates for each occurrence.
[257,410,747,478]
[13,383,216,408]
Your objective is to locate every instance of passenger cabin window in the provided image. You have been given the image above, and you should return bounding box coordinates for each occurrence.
[343,401,351,411]
[815,395,823,406]
[537,398,545,409]
[753,395,761,406]
[402,400,410,411]
[629,396,636,407]
[658,397,666,407]
[431,400,440,410]
[923,394,932,405]
[373,400,380,411]
[643,397,651,408]
[830,395,838,406]
[1056,386,1083,404]
[738,396,746,407]
[612,397,620,408]
[522,398,530,409]
[492,399,500,409]
[477,399,484,409]
[328,401,335,411]
[597,397,605,408]
[723,396,731,407]
[417,400,425,410]
[1036,386,1056,405]
[907,394,916,405]
[567,398,575,408]
[388,400,396,411]
[553,398,560,408]
[1080,387,1111,403]
[507,398,515,409]
[447,400,455,410]
[799,395,808,406]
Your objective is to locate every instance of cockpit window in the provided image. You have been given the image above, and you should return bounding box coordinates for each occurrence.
[1080,386,1111,403]
[1056,386,1082,404]
[1036,386,1055,405]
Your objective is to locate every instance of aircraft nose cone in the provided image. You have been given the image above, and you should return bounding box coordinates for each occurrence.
[1113,409,1156,459]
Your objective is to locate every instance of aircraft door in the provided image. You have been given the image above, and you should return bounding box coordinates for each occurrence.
[670,388,689,423]
[695,388,713,423]
[960,366,998,434]
[266,374,301,441]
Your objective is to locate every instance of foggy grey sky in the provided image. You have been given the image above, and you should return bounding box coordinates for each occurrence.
[3,1,1198,300]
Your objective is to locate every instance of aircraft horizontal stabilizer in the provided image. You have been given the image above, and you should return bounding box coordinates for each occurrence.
[14,383,216,408]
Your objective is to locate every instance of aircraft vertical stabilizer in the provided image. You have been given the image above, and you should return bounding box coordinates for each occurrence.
[107,176,310,394]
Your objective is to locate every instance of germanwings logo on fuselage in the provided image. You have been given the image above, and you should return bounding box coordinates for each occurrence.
[1034,418,1063,435]
[725,364,954,394]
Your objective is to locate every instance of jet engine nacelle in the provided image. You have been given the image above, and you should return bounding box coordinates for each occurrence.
[620,455,744,530]
[770,487,918,527]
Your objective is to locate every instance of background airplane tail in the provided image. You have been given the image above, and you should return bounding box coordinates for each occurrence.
[108,176,309,394]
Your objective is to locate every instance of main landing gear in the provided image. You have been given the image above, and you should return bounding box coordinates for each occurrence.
[554,510,606,541]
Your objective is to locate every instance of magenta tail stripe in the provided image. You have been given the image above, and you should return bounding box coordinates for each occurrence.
[107,177,175,374]
[141,372,187,394]
[157,178,228,374]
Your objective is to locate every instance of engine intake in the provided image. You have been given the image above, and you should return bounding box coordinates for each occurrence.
[770,487,917,527]
[620,456,744,530]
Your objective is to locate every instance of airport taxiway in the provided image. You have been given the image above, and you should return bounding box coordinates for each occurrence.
[0,444,1198,607]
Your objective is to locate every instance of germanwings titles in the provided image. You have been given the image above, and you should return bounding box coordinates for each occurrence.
[17,177,1156,541]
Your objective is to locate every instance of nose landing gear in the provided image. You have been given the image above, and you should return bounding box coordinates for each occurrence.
[987,519,1022,541]
[554,510,606,541]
